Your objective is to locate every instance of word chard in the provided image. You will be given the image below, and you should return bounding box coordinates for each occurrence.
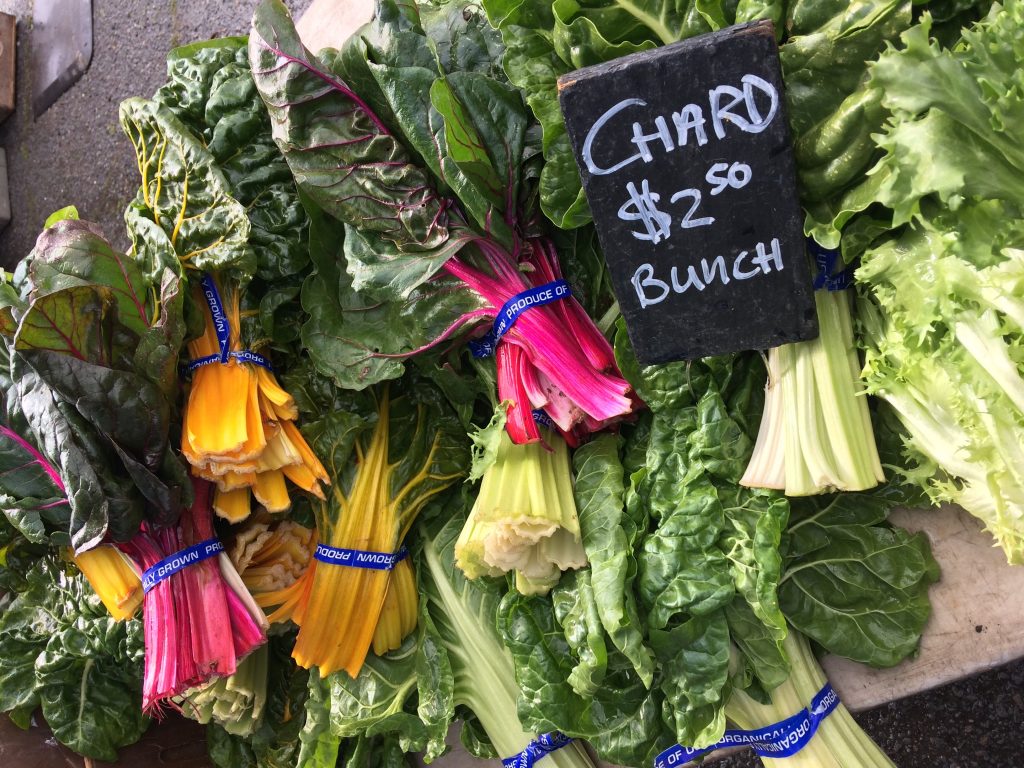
[559,21,817,364]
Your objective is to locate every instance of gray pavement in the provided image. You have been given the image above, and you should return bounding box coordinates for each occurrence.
[0,2,1022,767]
[0,0,312,266]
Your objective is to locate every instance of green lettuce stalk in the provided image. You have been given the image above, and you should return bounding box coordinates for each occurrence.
[455,429,587,595]
[742,289,884,495]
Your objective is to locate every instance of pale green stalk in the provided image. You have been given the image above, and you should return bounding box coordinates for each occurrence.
[725,631,894,768]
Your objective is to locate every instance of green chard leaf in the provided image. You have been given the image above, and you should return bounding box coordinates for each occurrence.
[612,324,795,747]
[249,0,448,253]
[155,38,312,283]
[551,570,608,696]
[572,434,654,685]
[0,555,147,760]
[120,97,254,280]
[496,586,670,767]
[299,197,483,392]
[780,490,939,667]
[2,220,188,546]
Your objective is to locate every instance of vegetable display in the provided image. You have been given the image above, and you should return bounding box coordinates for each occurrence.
[1,1,1019,767]
[836,0,1024,563]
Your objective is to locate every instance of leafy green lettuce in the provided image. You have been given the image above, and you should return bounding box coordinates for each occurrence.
[838,1,1024,562]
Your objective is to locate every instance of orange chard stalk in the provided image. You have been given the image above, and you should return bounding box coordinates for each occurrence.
[286,391,462,677]
[181,275,329,521]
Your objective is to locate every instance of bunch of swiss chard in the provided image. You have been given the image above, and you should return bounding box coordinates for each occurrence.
[247,0,635,445]
[491,328,937,765]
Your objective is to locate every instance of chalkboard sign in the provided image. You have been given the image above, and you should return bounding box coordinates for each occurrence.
[558,20,817,364]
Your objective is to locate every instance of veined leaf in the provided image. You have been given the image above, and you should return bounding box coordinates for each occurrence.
[120,97,254,280]
[249,0,448,252]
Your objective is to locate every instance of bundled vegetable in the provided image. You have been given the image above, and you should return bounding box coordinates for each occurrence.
[248,0,636,444]
[456,426,587,594]
[742,284,884,495]
[0,423,145,618]
[181,274,330,522]
[297,498,599,768]
[262,390,466,677]
[490,329,937,767]
[119,477,268,713]
[721,630,894,768]
[421,512,598,768]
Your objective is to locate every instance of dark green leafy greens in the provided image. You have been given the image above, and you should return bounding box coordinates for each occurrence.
[494,325,939,763]
[248,0,616,399]
[479,0,992,236]
[0,555,147,760]
[1,219,188,550]
[781,490,939,666]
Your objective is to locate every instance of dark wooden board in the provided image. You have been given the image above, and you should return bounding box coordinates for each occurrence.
[558,20,817,365]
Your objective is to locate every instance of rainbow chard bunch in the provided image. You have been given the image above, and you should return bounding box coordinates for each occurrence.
[119,36,330,522]
[180,275,329,522]
[248,0,634,445]
[119,477,268,713]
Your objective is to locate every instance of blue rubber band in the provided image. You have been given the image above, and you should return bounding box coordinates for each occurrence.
[314,543,409,571]
[502,733,574,768]
[653,683,840,767]
[200,273,231,363]
[469,280,572,358]
[808,240,854,292]
[186,350,275,373]
[142,538,224,594]
[532,410,555,429]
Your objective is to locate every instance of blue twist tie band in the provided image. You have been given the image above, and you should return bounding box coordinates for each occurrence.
[187,350,275,373]
[142,538,225,594]
[200,273,231,363]
[314,543,409,571]
[532,409,555,429]
[502,733,574,768]
[808,239,854,292]
[470,280,572,358]
[653,683,840,767]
